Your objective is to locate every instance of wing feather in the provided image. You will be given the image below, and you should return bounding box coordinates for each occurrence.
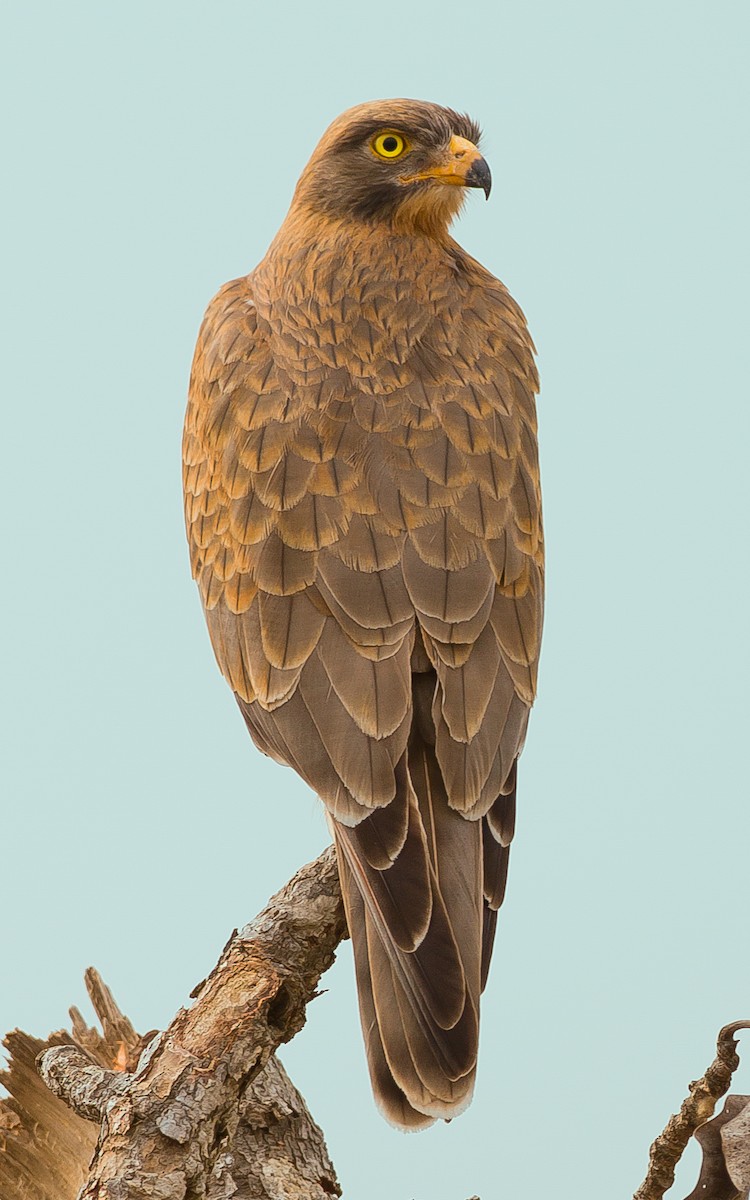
[183,234,543,1129]
[317,622,412,738]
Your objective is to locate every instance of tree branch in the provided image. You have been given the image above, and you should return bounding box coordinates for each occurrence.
[633,1020,750,1200]
[40,1045,131,1122]
[3,839,749,1199]
[55,845,345,1197]
[2,846,347,1199]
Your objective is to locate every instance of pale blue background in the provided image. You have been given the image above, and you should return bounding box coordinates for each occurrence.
[2,2,749,1197]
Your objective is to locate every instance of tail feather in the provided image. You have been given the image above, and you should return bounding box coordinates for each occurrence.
[480,764,517,988]
[482,825,510,910]
[480,905,498,992]
[365,909,475,1107]
[335,792,467,1034]
[332,733,488,1127]
[339,849,434,1130]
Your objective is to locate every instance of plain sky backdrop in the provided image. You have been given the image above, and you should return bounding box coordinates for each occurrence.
[2,2,749,1197]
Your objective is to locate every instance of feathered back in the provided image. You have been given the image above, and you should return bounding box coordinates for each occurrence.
[183,99,542,1127]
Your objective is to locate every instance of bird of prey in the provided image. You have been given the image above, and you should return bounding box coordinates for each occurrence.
[183,98,542,1130]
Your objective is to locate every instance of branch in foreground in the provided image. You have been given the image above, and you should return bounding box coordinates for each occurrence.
[4,841,746,1200]
[2,975,343,1200]
[633,1020,750,1200]
[1,846,347,1199]
[41,845,346,1198]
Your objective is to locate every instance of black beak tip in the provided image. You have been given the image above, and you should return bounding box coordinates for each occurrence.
[466,157,492,200]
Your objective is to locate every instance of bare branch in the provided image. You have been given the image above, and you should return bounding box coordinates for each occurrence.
[4,835,746,1199]
[633,1020,750,1200]
[39,1045,130,1122]
[31,846,346,1198]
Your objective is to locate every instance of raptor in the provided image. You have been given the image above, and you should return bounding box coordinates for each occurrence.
[183,98,543,1129]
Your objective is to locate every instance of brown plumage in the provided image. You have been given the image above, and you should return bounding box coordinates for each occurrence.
[183,98,543,1129]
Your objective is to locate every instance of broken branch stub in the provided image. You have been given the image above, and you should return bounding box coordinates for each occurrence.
[33,846,346,1198]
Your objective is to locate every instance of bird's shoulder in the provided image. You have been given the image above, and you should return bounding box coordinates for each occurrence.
[182,251,543,727]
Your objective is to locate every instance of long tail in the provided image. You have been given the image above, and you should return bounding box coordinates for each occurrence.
[333,730,491,1128]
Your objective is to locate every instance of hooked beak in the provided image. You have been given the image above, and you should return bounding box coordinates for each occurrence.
[401,134,492,199]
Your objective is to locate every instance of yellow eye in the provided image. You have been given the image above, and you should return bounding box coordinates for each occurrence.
[372,132,406,159]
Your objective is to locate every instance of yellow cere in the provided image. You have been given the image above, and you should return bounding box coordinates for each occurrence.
[372,132,407,159]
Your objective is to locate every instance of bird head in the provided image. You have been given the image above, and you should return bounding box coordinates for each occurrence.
[292,99,491,237]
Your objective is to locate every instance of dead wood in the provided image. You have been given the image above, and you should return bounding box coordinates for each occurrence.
[7,841,746,1199]
[633,1020,750,1200]
[1,847,346,1199]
